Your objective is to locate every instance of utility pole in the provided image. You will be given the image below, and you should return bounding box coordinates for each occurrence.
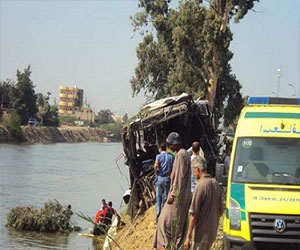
[276,68,281,97]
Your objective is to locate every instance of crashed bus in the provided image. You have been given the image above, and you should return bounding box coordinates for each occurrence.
[121,93,218,218]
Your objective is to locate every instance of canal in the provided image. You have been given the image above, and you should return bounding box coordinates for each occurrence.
[0,142,129,249]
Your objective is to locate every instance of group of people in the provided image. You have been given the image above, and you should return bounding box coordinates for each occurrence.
[93,199,120,235]
[153,132,224,250]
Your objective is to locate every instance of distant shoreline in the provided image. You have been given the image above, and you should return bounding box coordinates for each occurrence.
[0,125,117,144]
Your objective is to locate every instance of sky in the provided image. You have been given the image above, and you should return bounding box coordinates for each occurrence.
[0,0,299,116]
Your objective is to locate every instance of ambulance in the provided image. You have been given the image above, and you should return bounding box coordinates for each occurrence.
[223,97,300,250]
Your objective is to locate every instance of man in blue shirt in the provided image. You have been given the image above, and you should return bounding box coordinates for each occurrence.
[154,141,174,221]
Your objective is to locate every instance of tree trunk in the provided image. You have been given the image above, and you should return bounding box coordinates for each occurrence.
[207,45,219,110]
[207,0,231,110]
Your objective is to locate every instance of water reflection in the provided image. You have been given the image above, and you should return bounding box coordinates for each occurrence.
[7,230,69,249]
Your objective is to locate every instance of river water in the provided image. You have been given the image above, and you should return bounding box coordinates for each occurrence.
[0,142,129,250]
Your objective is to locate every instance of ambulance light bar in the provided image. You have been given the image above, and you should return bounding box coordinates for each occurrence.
[247,97,300,105]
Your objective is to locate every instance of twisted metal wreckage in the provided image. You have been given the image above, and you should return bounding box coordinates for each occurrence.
[121,93,218,218]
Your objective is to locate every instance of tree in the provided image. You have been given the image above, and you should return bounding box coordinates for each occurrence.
[204,0,258,110]
[131,0,258,126]
[44,104,59,127]
[0,79,17,109]
[103,123,122,141]
[13,66,38,125]
[97,109,114,124]
[3,111,23,140]
[36,91,58,126]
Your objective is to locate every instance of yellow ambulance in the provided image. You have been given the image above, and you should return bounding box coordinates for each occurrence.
[223,97,300,250]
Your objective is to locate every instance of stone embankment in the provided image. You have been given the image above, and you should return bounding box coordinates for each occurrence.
[0,125,107,143]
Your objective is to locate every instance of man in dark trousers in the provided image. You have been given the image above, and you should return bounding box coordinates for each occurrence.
[154,132,191,250]
[154,141,174,221]
[184,156,224,250]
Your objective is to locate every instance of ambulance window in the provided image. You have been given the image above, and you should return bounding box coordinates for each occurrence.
[232,137,300,185]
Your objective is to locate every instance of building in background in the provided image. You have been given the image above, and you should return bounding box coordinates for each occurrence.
[59,86,84,115]
[59,85,95,124]
[74,103,95,123]
[112,114,123,123]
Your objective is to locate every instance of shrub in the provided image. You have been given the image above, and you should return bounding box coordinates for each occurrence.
[6,200,79,233]
[3,112,23,140]
[102,123,122,141]
[59,115,77,125]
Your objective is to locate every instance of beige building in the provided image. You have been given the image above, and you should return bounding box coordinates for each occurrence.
[74,104,95,123]
[59,85,84,115]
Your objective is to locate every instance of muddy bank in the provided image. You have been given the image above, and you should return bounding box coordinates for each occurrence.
[0,125,107,143]
[110,206,224,250]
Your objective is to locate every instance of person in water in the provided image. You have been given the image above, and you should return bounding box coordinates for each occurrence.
[93,201,121,235]
[62,204,73,229]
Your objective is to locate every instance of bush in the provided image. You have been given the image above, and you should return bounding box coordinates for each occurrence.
[59,115,77,125]
[102,123,122,141]
[6,200,79,233]
[3,112,23,140]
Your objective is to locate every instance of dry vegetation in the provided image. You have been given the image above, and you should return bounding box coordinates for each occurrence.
[111,206,224,250]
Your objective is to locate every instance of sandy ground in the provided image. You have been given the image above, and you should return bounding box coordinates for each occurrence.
[111,206,224,250]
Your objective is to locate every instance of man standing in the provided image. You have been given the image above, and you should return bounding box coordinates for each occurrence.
[103,201,121,227]
[154,142,174,221]
[154,132,191,250]
[184,156,223,250]
[188,141,204,194]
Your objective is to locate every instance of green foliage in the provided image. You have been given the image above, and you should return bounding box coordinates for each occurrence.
[12,66,38,125]
[6,200,79,233]
[3,112,23,140]
[44,105,59,127]
[36,92,50,113]
[1,67,59,127]
[131,0,258,127]
[59,115,77,125]
[36,92,59,126]
[102,123,122,141]
[0,79,16,109]
[98,109,114,124]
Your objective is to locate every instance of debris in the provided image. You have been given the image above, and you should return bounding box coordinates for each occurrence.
[121,94,218,218]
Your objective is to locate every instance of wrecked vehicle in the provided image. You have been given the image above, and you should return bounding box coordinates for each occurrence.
[121,93,218,218]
